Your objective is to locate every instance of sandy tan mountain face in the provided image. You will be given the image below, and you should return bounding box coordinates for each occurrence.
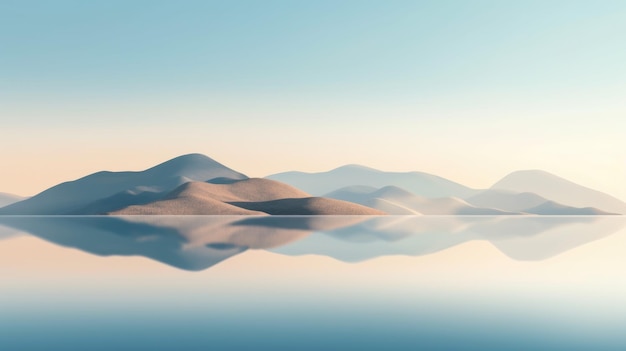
[111,179,385,216]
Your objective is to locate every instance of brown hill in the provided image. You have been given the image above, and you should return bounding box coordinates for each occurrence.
[230,197,386,215]
[110,179,385,215]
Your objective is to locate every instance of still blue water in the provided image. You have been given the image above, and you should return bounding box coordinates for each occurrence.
[1,216,625,350]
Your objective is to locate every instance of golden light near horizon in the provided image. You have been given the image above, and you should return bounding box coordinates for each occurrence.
[1,1,625,201]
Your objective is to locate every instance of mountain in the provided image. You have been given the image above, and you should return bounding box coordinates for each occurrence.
[227,197,385,215]
[491,170,626,214]
[0,192,24,208]
[0,154,247,215]
[523,201,614,215]
[465,189,549,212]
[466,189,615,215]
[2,154,622,216]
[74,177,310,215]
[326,185,516,215]
[267,165,478,198]
[111,179,385,215]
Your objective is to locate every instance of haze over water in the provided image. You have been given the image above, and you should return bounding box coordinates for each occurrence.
[2,215,625,350]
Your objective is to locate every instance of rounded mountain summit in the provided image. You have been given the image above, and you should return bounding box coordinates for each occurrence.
[0,154,383,216]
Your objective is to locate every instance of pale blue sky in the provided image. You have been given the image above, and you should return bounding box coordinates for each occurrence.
[1,0,625,198]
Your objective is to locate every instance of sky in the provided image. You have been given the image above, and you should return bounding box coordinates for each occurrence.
[1,0,625,199]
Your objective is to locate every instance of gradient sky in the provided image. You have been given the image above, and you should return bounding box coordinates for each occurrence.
[1,0,625,199]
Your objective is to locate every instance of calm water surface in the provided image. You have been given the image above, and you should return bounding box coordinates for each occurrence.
[1,216,625,350]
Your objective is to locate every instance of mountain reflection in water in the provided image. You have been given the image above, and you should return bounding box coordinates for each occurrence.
[0,215,624,271]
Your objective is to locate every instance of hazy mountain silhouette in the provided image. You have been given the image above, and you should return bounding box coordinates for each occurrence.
[465,189,614,215]
[466,189,549,212]
[0,154,247,215]
[0,192,24,208]
[492,170,626,214]
[326,185,516,215]
[523,201,614,215]
[267,165,478,198]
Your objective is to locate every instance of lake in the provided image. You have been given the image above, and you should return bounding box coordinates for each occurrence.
[1,215,625,350]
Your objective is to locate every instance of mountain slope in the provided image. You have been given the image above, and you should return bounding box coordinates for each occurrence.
[229,197,385,215]
[492,170,626,214]
[0,192,25,208]
[75,177,311,215]
[0,154,247,215]
[267,165,477,198]
[111,180,384,215]
[326,185,515,215]
[466,189,615,215]
[466,189,550,212]
[523,201,615,215]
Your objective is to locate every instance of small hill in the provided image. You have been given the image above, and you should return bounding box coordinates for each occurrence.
[492,170,626,214]
[465,189,549,212]
[0,154,247,215]
[230,197,385,215]
[267,165,477,198]
[0,192,25,208]
[77,178,310,215]
[111,180,384,215]
[523,201,616,215]
[467,188,617,215]
[326,185,515,215]
[110,194,265,215]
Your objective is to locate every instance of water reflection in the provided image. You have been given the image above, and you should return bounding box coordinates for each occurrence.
[0,216,624,271]
[0,223,21,241]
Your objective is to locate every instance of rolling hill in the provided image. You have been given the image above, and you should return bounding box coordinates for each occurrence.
[111,180,384,215]
[267,165,478,198]
[326,185,516,215]
[491,170,626,214]
[0,154,247,215]
[466,189,615,215]
[0,192,24,208]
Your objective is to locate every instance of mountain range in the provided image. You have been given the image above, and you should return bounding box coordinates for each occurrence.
[325,186,518,215]
[0,153,623,215]
[269,166,624,215]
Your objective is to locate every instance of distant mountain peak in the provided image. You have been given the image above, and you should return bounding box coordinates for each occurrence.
[492,169,626,214]
[146,153,230,171]
[142,153,248,181]
[496,169,566,182]
[0,192,26,208]
[0,153,248,215]
[331,164,382,173]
